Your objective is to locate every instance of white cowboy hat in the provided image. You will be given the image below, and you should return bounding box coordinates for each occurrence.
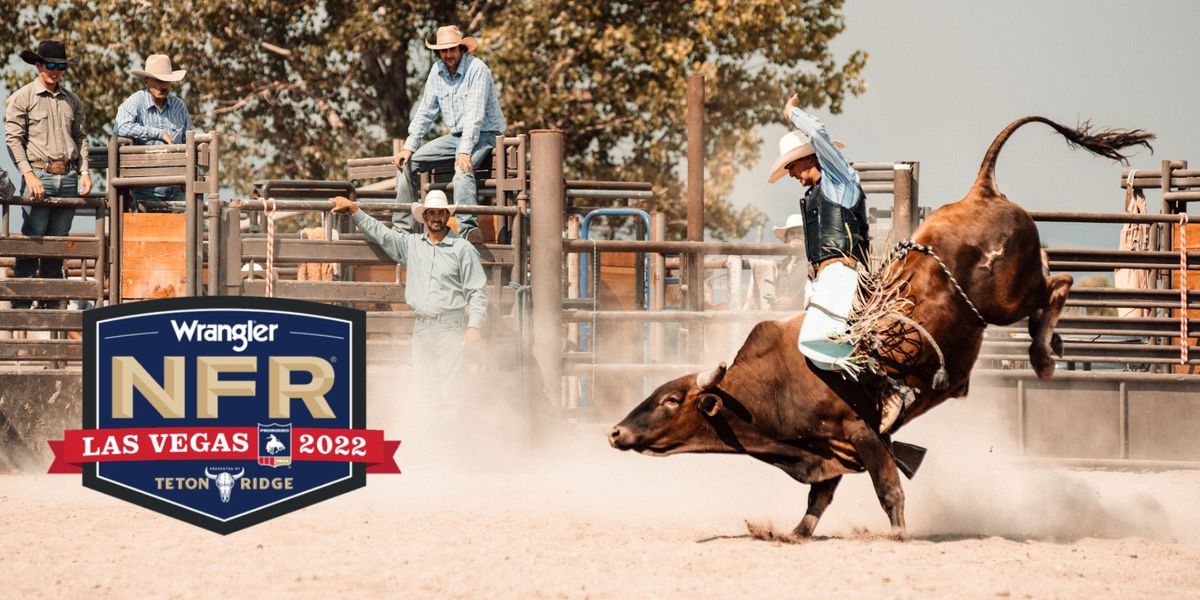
[767,130,845,184]
[131,54,186,82]
[425,26,478,53]
[772,213,805,242]
[411,190,457,224]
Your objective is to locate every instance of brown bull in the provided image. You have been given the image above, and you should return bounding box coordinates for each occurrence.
[610,116,1154,538]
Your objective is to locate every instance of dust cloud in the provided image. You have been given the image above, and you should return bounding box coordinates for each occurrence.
[374,332,1199,545]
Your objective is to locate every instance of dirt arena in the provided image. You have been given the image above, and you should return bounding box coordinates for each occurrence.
[3,387,1199,599]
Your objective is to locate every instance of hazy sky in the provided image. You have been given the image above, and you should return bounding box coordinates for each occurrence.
[3,0,1197,247]
[738,0,1200,249]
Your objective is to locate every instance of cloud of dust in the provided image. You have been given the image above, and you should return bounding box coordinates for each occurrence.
[370,326,1199,544]
[897,387,1195,544]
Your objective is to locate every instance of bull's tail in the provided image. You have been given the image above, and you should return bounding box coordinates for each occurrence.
[971,116,1155,197]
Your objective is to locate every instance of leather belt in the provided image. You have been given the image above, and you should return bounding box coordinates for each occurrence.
[30,160,72,175]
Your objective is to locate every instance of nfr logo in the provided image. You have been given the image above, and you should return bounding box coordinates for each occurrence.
[49,297,399,534]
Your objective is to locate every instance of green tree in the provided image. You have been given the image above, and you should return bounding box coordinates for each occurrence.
[1,0,865,239]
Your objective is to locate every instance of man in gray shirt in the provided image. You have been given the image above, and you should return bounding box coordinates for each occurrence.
[5,40,92,309]
[330,191,487,402]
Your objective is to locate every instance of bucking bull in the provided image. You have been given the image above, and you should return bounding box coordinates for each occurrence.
[610,116,1154,539]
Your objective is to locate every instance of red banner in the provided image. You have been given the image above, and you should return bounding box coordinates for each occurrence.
[48,427,400,474]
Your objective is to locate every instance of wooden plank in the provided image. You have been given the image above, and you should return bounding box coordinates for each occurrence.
[122,213,187,241]
[354,264,399,283]
[118,166,189,178]
[122,214,187,299]
[0,237,100,259]
[120,153,189,167]
[0,279,99,300]
[0,339,81,360]
[348,166,396,180]
[0,309,82,330]
[243,239,397,264]
[243,280,406,303]
[122,269,187,299]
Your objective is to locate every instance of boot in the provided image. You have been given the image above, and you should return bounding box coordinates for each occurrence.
[879,380,915,433]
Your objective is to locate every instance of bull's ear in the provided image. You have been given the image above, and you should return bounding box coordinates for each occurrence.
[698,394,723,417]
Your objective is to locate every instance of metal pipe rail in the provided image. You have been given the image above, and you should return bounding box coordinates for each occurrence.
[0,196,107,209]
[978,353,1200,365]
[990,316,1200,337]
[563,309,796,323]
[1028,211,1190,224]
[980,339,1189,359]
[234,198,521,216]
[563,239,807,256]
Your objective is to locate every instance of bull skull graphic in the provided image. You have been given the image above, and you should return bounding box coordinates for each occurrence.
[204,467,245,503]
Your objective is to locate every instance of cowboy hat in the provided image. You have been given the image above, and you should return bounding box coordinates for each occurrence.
[767,130,845,184]
[411,190,457,224]
[425,25,478,53]
[19,40,78,66]
[131,54,186,82]
[772,213,805,242]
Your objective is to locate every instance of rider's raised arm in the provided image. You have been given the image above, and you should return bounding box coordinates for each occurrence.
[788,107,861,208]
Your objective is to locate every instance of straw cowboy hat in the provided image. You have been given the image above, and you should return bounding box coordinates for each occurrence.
[19,40,78,65]
[767,131,845,184]
[425,25,478,53]
[131,54,186,82]
[411,190,457,224]
[772,213,805,242]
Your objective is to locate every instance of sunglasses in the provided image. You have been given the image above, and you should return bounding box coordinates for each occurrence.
[43,62,68,71]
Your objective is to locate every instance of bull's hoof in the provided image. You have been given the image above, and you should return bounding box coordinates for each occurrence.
[1029,343,1056,380]
[746,520,805,544]
[1050,332,1065,357]
[891,527,911,542]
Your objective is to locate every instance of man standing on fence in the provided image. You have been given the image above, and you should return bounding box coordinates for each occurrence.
[330,192,487,402]
[5,40,92,309]
[770,94,912,432]
[114,54,194,210]
[392,25,506,243]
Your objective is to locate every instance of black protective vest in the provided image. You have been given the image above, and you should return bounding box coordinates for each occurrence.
[801,183,870,265]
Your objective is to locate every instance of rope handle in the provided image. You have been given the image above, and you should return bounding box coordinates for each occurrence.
[265,198,277,298]
[1180,212,1189,365]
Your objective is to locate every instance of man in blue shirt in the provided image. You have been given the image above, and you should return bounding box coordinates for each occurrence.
[770,94,911,432]
[392,25,506,242]
[114,54,194,209]
[330,191,487,403]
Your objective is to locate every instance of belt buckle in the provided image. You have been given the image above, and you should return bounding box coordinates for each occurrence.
[47,160,68,175]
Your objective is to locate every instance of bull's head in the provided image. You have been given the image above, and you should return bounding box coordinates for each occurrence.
[205,467,245,503]
[609,362,731,456]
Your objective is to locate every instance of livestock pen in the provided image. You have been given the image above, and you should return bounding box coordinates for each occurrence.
[1,100,1198,470]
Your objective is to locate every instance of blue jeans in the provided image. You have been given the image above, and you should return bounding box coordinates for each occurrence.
[394,131,497,233]
[14,169,78,308]
[133,185,185,210]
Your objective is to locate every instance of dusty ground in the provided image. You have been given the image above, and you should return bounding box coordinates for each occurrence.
[3,410,1200,599]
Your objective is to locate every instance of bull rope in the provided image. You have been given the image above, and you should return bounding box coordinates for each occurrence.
[1180,212,1189,365]
[264,197,277,297]
[836,240,985,391]
[891,241,988,327]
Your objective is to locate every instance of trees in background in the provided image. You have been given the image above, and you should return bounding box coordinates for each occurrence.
[0,0,865,239]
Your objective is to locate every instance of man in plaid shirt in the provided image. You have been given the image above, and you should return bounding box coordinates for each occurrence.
[393,25,506,243]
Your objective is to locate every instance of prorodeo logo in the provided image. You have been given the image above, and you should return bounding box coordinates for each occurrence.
[48,296,400,534]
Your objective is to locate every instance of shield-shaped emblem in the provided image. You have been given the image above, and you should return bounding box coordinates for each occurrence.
[72,296,380,534]
[257,423,293,467]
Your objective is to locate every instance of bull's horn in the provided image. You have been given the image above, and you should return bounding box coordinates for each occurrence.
[204,468,217,480]
[695,362,727,390]
[232,468,245,479]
